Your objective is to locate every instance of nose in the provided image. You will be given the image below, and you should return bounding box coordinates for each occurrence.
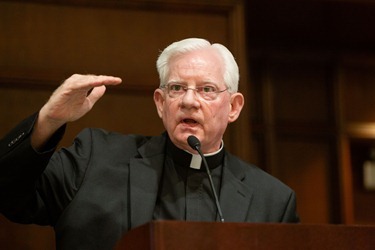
[181,88,200,109]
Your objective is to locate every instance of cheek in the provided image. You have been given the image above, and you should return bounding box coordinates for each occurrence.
[162,99,179,123]
[209,102,230,121]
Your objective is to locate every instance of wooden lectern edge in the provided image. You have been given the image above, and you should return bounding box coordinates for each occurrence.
[115,220,375,250]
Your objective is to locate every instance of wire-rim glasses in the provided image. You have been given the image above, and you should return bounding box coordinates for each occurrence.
[161,83,228,101]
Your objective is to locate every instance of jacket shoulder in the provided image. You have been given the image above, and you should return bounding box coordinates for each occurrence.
[73,128,165,158]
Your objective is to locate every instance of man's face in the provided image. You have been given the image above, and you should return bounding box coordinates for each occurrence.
[154,48,243,153]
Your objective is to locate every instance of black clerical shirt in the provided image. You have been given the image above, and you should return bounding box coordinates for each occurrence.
[153,138,224,222]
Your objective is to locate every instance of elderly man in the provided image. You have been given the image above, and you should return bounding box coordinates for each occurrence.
[0,38,299,249]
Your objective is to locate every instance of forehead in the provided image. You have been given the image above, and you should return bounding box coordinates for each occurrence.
[168,49,225,82]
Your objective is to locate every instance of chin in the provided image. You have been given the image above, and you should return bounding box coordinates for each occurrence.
[170,127,203,145]
[171,133,192,148]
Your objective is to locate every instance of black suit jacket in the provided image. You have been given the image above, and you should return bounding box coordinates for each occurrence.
[0,114,299,249]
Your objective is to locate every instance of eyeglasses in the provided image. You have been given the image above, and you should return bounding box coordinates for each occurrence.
[161,83,228,101]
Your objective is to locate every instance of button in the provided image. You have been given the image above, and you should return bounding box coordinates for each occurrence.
[7,132,25,147]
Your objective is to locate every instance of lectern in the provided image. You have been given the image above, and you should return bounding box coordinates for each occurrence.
[115,221,374,250]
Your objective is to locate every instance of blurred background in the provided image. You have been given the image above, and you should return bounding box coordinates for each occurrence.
[1,0,374,249]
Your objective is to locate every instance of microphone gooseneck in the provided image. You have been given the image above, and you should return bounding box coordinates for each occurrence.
[187,135,225,222]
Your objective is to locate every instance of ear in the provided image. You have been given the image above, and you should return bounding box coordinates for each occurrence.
[228,93,244,123]
[154,88,165,118]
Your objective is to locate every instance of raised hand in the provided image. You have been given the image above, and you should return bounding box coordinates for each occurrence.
[31,74,122,150]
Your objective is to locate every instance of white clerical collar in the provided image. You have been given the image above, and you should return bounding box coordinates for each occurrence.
[186,140,224,169]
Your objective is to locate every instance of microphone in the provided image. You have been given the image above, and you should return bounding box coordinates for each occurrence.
[187,135,225,222]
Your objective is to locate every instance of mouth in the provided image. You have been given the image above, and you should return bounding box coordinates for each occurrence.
[179,117,201,128]
[182,118,198,124]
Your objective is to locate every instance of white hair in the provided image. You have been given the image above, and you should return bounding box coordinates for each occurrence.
[156,38,239,93]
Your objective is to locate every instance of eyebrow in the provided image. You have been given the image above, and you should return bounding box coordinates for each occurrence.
[167,80,219,86]
[167,80,185,85]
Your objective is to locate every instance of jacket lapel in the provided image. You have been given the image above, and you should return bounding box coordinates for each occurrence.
[128,135,254,226]
[129,134,166,228]
[219,153,254,222]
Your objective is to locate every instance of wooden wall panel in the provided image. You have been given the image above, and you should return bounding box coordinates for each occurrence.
[249,49,375,225]
[270,63,332,125]
[338,56,375,224]
[275,137,333,223]
[247,0,375,227]
[0,1,227,87]
[0,88,51,133]
[350,140,375,224]
[249,52,340,223]
[342,66,375,123]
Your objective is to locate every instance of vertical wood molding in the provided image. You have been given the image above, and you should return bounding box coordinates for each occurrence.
[224,0,253,162]
[262,62,278,174]
[334,62,354,223]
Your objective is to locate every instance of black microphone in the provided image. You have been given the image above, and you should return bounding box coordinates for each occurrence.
[187,135,225,222]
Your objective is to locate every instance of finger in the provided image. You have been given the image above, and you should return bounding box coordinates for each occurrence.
[65,74,122,91]
[85,75,122,88]
[87,85,107,106]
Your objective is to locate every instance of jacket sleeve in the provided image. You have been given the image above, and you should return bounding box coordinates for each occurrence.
[281,191,300,223]
[0,113,65,225]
